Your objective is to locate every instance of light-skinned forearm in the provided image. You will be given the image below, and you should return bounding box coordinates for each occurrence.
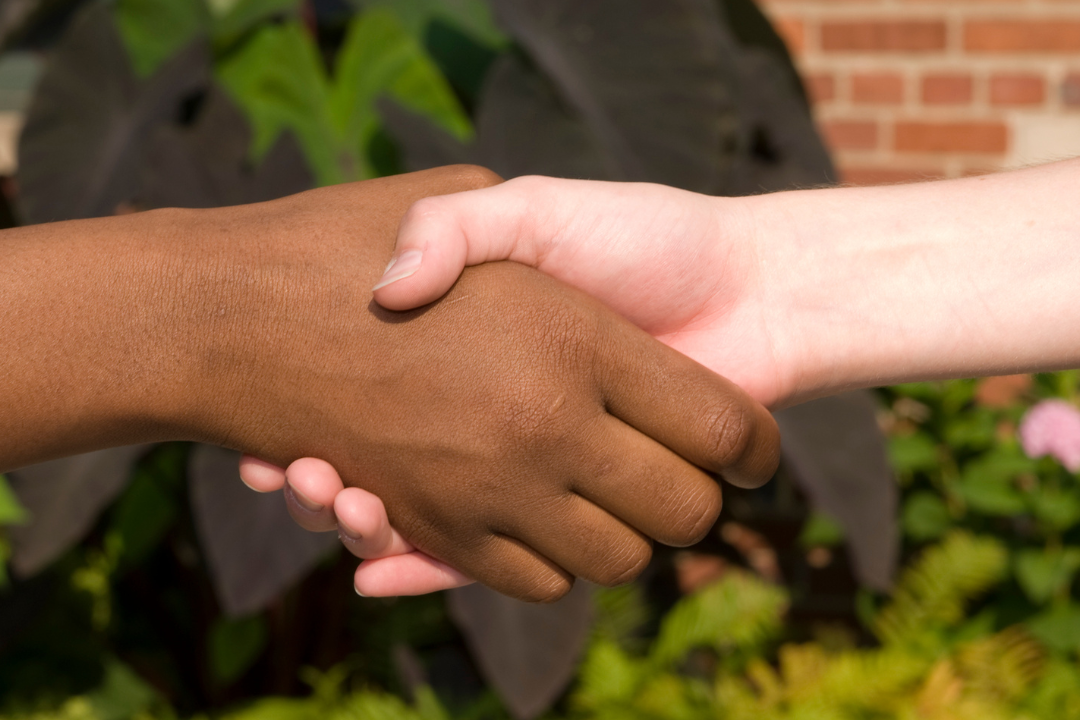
[751,157,1080,403]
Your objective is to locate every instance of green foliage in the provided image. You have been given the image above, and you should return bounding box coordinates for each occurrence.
[114,0,209,77]
[0,473,26,586]
[873,531,1008,646]
[208,616,268,686]
[216,10,470,185]
[797,512,845,548]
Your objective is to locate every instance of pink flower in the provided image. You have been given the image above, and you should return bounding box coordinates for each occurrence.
[1019,400,1080,472]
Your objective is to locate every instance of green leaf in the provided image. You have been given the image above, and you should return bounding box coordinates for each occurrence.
[1014,547,1080,605]
[798,511,845,548]
[84,659,161,720]
[944,408,998,451]
[1030,486,1080,532]
[209,614,268,685]
[0,474,28,525]
[355,0,509,49]
[217,21,339,183]
[108,468,177,569]
[211,0,302,50]
[902,491,952,542]
[219,11,471,186]
[572,638,643,710]
[958,447,1035,516]
[330,9,471,178]
[888,433,939,474]
[1027,603,1080,653]
[649,571,786,667]
[115,0,209,77]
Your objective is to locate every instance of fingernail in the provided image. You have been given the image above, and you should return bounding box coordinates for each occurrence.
[287,481,324,512]
[239,475,260,492]
[373,250,422,290]
[339,523,362,541]
[355,585,367,597]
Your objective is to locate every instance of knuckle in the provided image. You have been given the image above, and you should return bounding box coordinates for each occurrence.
[519,574,574,604]
[594,542,652,587]
[701,400,751,469]
[445,164,503,190]
[667,483,723,547]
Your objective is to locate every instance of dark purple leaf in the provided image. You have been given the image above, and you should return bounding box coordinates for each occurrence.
[376,97,470,172]
[139,85,312,210]
[16,2,209,224]
[6,445,151,576]
[471,55,607,181]
[448,581,593,720]
[724,47,835,195]
[774,391,898,590]
[188,444,338,617]
[490,0,740,192]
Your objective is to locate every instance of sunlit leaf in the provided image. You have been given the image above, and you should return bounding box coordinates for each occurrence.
[356,0,508,49]
[114,0,209,77]
[211,0,301,49]
[0,475,27,526]
[216,21,339,182]
[330,9,471,178]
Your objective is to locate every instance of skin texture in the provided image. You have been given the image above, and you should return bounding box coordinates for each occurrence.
[246,158,1080,595]
[0,165,780,602]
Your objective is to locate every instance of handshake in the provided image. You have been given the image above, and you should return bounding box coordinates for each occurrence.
[230,165,782,602]
[9,157,1059,601]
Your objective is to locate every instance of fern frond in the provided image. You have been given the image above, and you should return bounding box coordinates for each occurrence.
[874,531,1007,645]
[649,571,787,668]
[954,627,1044,703]
[592,583,650,651]
[570,637,645,712]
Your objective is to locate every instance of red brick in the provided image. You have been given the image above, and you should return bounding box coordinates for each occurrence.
[841,167,946,186]
[895,121,1008,154]
[922,73,974,105]
[774,17,806,55]
[990,73,1045,106]
[822,20,947,52]
[966,21,1080,52]
[821,120,879,150]
[1064,73,1080,107]
[852,72,905,104]
[804,72,836,104]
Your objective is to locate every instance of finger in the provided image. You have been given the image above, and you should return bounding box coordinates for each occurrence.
[432,533,574,603]
[282,458,344,533]
[597,320,781,489]
[502,491,653,587]
[354,553,474,597]
[573,416,725,547]
[373,177,554,311]
[334,487,415,559]
[239,455,287,492]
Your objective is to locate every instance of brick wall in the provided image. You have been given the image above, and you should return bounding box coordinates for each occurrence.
[761,0,1080,185]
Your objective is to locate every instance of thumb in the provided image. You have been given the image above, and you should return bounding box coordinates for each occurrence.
[372,177,549,311]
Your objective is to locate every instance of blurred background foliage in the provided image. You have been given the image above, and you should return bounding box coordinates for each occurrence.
[1,0,1080,717]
